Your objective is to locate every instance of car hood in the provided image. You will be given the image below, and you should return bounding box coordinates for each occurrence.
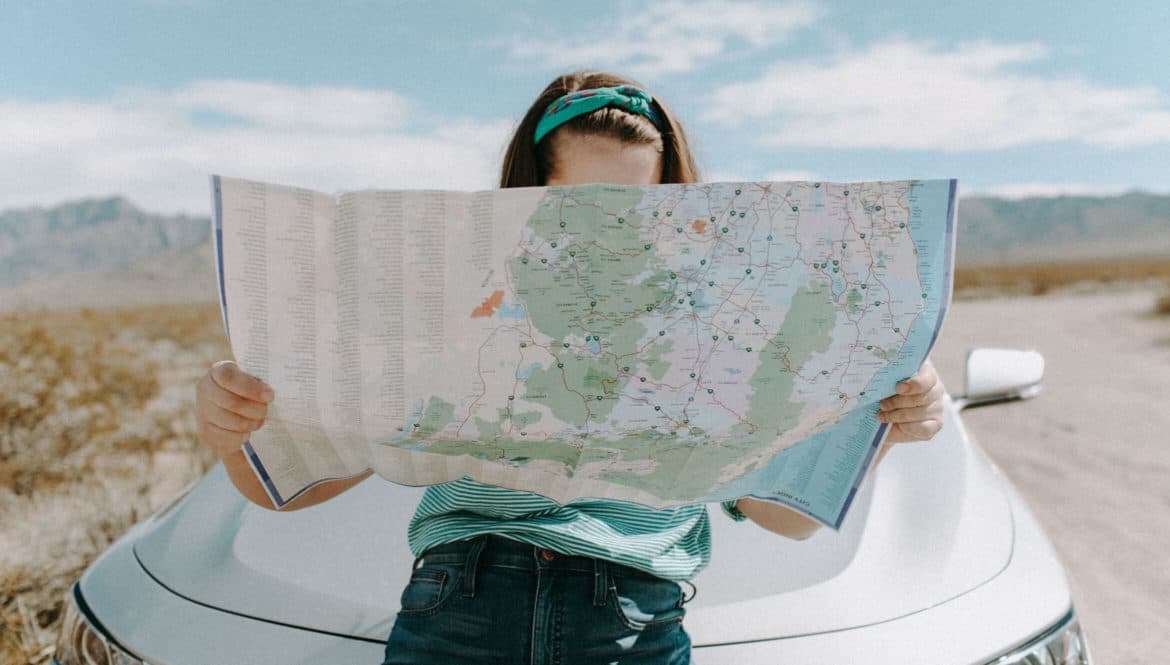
[132,400,1013,646]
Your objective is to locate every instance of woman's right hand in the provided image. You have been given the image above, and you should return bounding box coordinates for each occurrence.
[195,360,275,458]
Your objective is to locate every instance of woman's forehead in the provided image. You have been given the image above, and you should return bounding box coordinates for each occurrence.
[546,133,663,186]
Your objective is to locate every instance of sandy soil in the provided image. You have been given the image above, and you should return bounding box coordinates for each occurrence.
[931,286,1170,665]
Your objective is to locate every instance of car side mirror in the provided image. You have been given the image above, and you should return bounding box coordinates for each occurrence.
[954,348,1045,410]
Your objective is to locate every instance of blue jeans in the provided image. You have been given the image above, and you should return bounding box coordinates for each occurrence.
[383,535,692,665]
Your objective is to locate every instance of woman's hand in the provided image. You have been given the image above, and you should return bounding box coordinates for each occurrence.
[736,360,947,540]
[195,360,274,458]
[877,358,945,444]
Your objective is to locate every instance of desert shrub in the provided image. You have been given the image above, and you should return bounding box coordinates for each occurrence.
[0,303,227,664]
[1155,293,1170,316]
[954,257,1170,297]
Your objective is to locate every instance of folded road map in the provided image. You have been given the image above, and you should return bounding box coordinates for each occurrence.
[211,175,955,527]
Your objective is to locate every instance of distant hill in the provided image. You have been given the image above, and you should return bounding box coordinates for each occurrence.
[0,237,218,311]
[0,197,213,310]
[0,190,1167,310]
[958,191,1170,265]
[0,196,209,288]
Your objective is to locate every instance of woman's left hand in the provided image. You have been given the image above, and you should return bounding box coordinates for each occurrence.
[877,358,946,444]
[741,358,948,536]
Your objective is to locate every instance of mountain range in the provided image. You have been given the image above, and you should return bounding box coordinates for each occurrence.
[0,196,214,309]
[957,192,1170,265]
[1,190,1167,310]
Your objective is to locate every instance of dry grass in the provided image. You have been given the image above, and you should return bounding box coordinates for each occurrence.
[954,257,1170,298]
[0,303,228,664]
[1155,293,1170,317]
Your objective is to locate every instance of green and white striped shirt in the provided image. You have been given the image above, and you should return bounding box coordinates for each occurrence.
[407,478,747,582]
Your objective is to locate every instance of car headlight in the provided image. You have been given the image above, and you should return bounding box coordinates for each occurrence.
[55,583,148,665]
[987,608,1092,665]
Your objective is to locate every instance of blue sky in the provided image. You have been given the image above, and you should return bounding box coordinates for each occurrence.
[4,0,1170,214]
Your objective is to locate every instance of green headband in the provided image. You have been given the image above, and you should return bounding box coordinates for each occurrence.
[533,85,663,145]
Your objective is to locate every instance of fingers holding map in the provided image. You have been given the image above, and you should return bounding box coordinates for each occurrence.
[211,176,956,527]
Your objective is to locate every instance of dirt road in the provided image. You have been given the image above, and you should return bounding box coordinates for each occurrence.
[931,286,1170,665]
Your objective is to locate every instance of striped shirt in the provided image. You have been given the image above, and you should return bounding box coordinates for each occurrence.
[407,478,747,582]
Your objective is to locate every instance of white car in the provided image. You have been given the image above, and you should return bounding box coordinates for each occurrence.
[54,349,1092,664]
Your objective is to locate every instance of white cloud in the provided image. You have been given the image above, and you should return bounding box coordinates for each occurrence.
[763,169,820,182]
[705,169,819,183]
[168,80,415,131]
[969,182,1161,199]
[703,40,1170,150]
[0,80,513,215]
[510,0,824,77]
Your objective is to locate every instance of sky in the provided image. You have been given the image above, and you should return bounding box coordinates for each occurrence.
[4,0,1170,215]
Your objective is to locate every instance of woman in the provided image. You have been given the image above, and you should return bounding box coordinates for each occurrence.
[194,71,946,664]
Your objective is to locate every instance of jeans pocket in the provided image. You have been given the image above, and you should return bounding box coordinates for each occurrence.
[608,574,687,632]
[397,565,460,616]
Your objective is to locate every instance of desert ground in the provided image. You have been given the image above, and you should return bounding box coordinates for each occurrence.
[1,281,1167,663]
[931,285,1170,665]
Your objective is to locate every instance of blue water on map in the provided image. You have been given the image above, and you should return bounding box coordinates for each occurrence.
[516,362,541,379]
[497,302,526,319]
[586,339,601,353]
[831,273,845,298]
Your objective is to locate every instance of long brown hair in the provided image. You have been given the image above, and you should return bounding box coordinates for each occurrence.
[499,71,701,188]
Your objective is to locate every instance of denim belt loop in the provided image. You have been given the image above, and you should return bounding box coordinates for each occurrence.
[592,557,608,607]
[462,536,488,598]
